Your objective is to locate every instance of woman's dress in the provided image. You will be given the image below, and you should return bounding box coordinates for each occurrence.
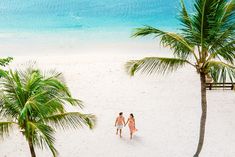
[128,118,137,133]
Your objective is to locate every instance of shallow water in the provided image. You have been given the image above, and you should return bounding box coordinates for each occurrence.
[0,0,193,31]
[0,0,194,56]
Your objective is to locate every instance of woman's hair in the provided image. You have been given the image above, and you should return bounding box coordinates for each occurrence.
[119,112,123,116]
[130,113,134,118]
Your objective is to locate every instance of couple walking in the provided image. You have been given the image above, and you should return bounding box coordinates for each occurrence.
[115,112,137,139]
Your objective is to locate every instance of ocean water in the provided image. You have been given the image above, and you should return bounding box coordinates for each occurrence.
[0,0,193,32]
[0,0,193,55]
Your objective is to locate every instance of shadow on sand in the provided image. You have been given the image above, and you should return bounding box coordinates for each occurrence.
[121,135,143,146]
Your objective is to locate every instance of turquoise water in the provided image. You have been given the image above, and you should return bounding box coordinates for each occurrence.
[0,0,194,56]
[0,0,192,32]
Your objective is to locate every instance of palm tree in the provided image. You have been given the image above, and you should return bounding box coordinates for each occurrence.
[0,66,96,157]
[0,57,13,67]
[125,0,235,156]
[0,57,13,77]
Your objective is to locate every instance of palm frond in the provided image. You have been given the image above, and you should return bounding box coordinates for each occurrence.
[0,96,21,119]
[0,57,13,67]
[0,70,25,108]
[205,61,235,82]
[0,69,8,78]
[18,97,41,122]
[209,24,235,54]
[38,97,65,115]
[208,40,235,63]
[179,0,194,36]
[220,0,235,25]
[125,57,193,76]
[60,97,83,107]
[132,26,195,59]
[26,121,58,157]
[42,77,72,97]
[0,121,16,139]
[41,112,96,130]
[207,0,235,59]
[190,0,235,48]
[43,70,63,81]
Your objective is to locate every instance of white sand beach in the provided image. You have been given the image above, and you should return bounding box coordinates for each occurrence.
[0,52,235,157]
[0,0,234,156]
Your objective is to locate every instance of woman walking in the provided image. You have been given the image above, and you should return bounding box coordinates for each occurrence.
[125,113,137,139]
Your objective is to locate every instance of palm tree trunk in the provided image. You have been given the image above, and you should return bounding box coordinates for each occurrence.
[194,72,207,157]
[28,138,36,157]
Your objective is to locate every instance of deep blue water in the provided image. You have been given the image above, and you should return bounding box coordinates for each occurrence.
[0,0,193,32]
